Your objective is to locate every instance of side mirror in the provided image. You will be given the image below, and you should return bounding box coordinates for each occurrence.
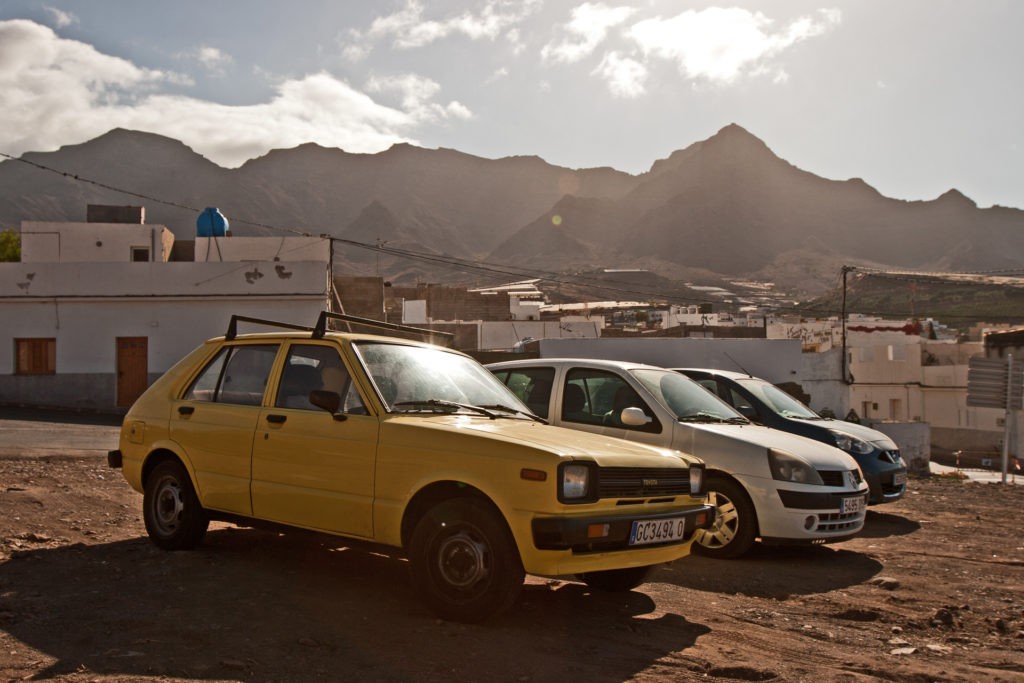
[310,390,347,421]
[620,407,651,427]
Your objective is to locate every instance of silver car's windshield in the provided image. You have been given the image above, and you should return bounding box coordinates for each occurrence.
[736,378,820,419]
[632,369,746,422]
[355,342,529,416]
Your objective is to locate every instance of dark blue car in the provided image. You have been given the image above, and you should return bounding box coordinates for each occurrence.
[676,368,907,505]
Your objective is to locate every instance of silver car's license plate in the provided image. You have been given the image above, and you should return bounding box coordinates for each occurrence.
[841,495,866,514]
[893,472,907,486]
[629,516,688,546]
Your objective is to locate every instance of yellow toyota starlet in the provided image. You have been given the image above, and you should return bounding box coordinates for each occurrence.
[109,313,713,622]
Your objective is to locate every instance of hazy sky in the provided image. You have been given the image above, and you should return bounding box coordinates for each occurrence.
[1,1,1021,209]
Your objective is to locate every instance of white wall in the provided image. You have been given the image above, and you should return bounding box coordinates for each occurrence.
[21,222,174,263]
[0,296,327,376]
[479,321,600,351]
[0,261,329,298]
[194,236,331,263]
[537,337,803,383]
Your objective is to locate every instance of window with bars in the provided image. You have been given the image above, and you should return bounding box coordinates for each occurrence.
[15,338,56,374]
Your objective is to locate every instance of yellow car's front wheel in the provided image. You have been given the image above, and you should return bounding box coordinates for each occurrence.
[408,498,524,623]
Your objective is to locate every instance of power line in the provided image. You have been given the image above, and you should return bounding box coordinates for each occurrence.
[3,150,1022,319]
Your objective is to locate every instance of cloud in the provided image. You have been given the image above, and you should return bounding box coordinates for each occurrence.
[627,7,841,85]
[44,6,76,28]
[366,73,472,121]
[359,0,541,50]
[0,19,466,167]
[542,3,637,64]
[592,51,647,98]
[192,46,233,77]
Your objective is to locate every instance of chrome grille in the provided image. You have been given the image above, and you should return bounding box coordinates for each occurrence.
[597,467,691,498]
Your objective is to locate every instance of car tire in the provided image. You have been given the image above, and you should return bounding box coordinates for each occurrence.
[408,498,524,623]
[143,459,209,551]
[692,476,756,559]
[578,565,652,592]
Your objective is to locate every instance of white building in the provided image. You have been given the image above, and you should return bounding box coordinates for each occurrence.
[1,208,331,411]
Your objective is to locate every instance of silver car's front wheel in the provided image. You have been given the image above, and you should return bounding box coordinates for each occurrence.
[692,477,756,559]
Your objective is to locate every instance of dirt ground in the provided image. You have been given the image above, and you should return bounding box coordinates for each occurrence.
[0,410,1022,682]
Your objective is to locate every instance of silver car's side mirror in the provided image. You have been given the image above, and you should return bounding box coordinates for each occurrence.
[621,407,651,427]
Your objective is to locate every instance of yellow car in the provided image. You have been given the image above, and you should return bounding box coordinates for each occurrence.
[108,313,713,622]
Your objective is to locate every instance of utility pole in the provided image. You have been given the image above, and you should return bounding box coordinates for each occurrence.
[376,238,389,322]
[841,265,854,384]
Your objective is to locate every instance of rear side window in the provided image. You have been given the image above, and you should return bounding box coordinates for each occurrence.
[494,367,554,419]
[183,344,279,406]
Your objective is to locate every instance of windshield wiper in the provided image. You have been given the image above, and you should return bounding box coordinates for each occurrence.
[392,399,499,419]
[678,412,732,423]
[787,414,823,421]
[476,404,548,424]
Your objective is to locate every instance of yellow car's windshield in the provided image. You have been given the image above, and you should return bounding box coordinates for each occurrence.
[355,342,529,415]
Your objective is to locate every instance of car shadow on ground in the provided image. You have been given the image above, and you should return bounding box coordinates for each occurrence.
[0,528,710,682]
[857,509,921,539]
[662,543,883,600]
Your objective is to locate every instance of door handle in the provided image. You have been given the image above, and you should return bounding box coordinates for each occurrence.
[178,406,195,416]
[266,414,287,424]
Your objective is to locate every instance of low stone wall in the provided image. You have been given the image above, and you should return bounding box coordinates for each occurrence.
[864,420,931,474]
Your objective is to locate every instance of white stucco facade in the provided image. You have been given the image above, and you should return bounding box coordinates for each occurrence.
[1,215,331,411]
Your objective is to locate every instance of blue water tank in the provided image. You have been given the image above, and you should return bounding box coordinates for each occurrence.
[197,207,229,237]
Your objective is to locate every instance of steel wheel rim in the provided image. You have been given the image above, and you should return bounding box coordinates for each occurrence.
[153,476,184,534]
[696,490,739,549]
[436,528,490,589]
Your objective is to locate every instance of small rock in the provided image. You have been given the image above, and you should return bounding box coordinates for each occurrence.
[890,647,917,656]
[925,643,952,654]
[933,609,955,626]
[891,626,903,634]
[870,576,901,590]
[994,618,1008,633]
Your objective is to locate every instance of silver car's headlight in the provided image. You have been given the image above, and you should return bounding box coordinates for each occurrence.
[831,431,874,455]
[768,449,824,485]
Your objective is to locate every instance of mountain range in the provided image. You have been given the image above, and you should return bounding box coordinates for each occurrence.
[2,123,1022,298]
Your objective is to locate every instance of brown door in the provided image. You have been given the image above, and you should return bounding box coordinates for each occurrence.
[117,337,148,407]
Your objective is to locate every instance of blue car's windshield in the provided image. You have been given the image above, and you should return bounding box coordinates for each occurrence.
[632,369,746,422]
[736,378,821,419]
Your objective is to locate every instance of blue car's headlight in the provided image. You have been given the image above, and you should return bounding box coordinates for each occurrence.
[831,430,874,455]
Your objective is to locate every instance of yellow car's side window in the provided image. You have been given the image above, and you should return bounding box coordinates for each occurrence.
[275,344,367,414]
[183,344,278,406]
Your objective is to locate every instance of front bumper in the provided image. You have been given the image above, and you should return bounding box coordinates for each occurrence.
[532,504,715,553]
[864,466,908,504]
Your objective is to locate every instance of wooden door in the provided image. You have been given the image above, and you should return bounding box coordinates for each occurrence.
[116,337,148,407]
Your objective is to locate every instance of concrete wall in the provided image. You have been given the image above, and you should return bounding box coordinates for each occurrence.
[795,347,848,416]
[21,222,174,263]
[537,337,803,384]
[194,236,331,263]
[0,296,327,410]
[864,420,931,474]
[481,321,600,351]
[0,261,329,298]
